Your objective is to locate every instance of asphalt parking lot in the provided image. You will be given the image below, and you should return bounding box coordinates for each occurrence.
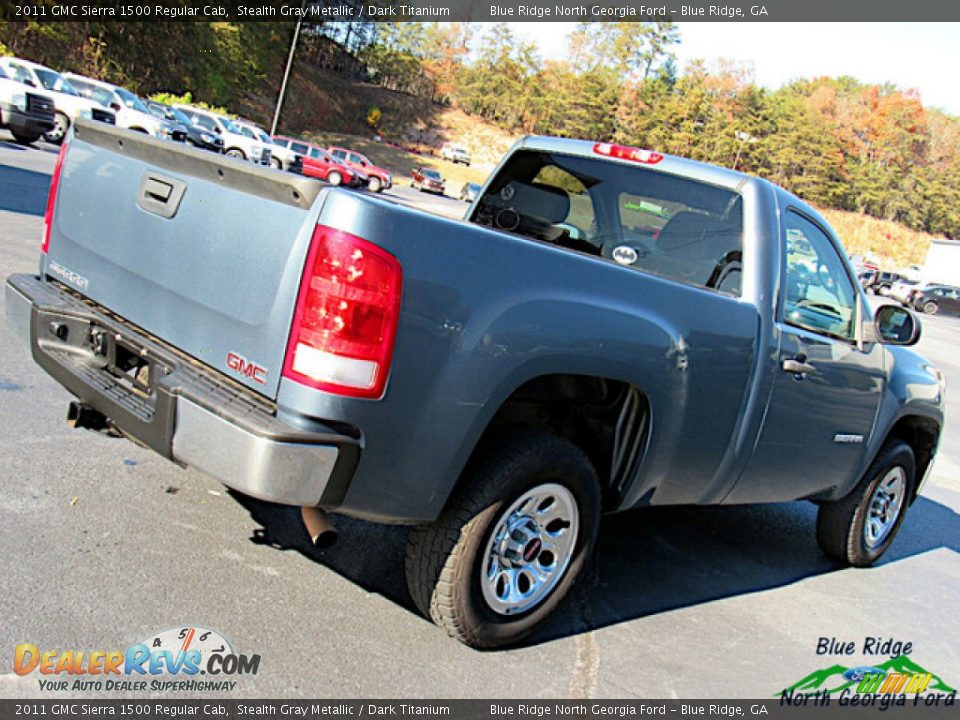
[0,134,957,700]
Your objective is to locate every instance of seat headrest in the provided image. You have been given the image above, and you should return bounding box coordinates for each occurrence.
[657,211,717,252]
[501,182,571,225]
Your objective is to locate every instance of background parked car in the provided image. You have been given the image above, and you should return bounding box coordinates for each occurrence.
[858,269,878,291]
[0,56,115,143]
[411,167,445,194]
[441,143,471,165]
[871,270,903,295]
[328,146,392,192]
[887,278,924,305]
[144,100,224,153]
[175,105,270,165]
[0,64,54,145]
[273,137,361,187]
[459,182,481,203]
[911,285,960,316]
[63,73,184,141]
[235,120,301,173]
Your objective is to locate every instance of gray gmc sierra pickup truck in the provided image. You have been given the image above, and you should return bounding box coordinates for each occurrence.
[5,121,945,648]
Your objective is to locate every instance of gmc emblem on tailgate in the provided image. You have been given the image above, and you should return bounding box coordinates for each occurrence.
[226,352,268,385]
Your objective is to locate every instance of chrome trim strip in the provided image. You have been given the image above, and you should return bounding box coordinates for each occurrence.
[172,398,338,506]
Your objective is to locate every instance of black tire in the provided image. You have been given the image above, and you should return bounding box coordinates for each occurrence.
[923,301,938,315]
[11,131,42,145]
[405,431,601,649]
[368,176,382,193]
[816,440,915,567]
[271,157,283,170]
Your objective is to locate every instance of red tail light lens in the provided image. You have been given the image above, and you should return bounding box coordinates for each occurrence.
[42,141,69,254]
[283,225,403,399]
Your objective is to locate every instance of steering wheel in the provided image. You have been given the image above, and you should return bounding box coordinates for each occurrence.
[706,250,742,291]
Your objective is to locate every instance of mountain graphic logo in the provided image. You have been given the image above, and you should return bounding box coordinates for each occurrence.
[780,655,956,696]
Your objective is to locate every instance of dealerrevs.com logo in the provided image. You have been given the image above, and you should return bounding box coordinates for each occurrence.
[13,626,260,692]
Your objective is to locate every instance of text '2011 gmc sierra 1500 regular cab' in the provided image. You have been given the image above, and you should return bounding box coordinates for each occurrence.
[5,121,945,648]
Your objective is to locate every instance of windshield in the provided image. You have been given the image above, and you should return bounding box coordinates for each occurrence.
[220,116,241,134]
[35,68,79,96]
[423,170,442,180]
[70,80,113,108]
[115,87,150,114]
[166,106,193,126]
[473,149,744,296]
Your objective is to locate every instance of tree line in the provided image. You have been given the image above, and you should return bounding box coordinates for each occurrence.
[2,18,958,239]
[351,21,960,240]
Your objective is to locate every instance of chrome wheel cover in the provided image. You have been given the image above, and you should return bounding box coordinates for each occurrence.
[45,114,68,142]
[864,467,906,549]
[481,483,579,616]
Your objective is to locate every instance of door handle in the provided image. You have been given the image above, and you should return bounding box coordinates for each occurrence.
[783,358,816,375]
[137,172,186,219]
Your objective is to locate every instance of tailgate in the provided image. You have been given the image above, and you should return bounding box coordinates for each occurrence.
[45,120,324,399]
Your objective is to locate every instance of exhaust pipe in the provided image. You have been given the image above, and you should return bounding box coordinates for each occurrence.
[67,401,110,432]
[301,506,338,549]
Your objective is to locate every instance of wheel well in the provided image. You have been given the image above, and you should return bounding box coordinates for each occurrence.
[886,415,940,502]
[470,375,650,509]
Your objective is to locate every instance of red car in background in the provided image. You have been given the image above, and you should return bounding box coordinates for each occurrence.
[272,136,363,187]
[411,166,446,195]
[328,146,393,193]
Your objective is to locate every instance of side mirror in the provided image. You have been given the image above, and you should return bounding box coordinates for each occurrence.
[874,305,920,346]
[110,102,122,112]
[23,78,36,88]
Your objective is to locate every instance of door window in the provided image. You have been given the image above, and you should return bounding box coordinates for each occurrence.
[782,211,858,341]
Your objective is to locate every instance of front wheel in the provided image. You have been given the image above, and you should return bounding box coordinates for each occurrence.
[923,301,938,315]
[816,440,914,567]
[43,112,70,144]
[11,130,42,145]
[368,176,382,193]
[225,148,246,160]
[271,157,283,170]
[405,431,601,648]
[327,171,342,186]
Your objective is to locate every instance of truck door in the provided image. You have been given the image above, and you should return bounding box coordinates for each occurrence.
[726,209,885,504]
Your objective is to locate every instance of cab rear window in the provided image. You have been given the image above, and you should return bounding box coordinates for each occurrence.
[471,150,744,296]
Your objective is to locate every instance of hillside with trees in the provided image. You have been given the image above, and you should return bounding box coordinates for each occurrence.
[2,18,958,251]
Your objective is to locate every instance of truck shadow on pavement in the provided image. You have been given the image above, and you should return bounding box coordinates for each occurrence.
[232,492,959,648]
[0,162,52,216]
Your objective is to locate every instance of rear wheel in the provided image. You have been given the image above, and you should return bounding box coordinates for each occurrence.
[43,112,69,144]
[327,171,342,186]
[405,431,601,648]
[225,148,246,160]
[368,176,382,193]
[816,440,914,567]
[923,301,938,315]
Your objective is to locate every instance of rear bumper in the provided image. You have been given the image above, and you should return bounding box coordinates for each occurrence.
[0,104,55,136]
[5,274,360,508]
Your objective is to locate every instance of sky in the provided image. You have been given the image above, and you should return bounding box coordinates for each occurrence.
[509,23,960,116]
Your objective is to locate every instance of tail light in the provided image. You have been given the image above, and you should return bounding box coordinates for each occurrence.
[283,225,403,399]
[593,143,663,165]
[42,142,69,254]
